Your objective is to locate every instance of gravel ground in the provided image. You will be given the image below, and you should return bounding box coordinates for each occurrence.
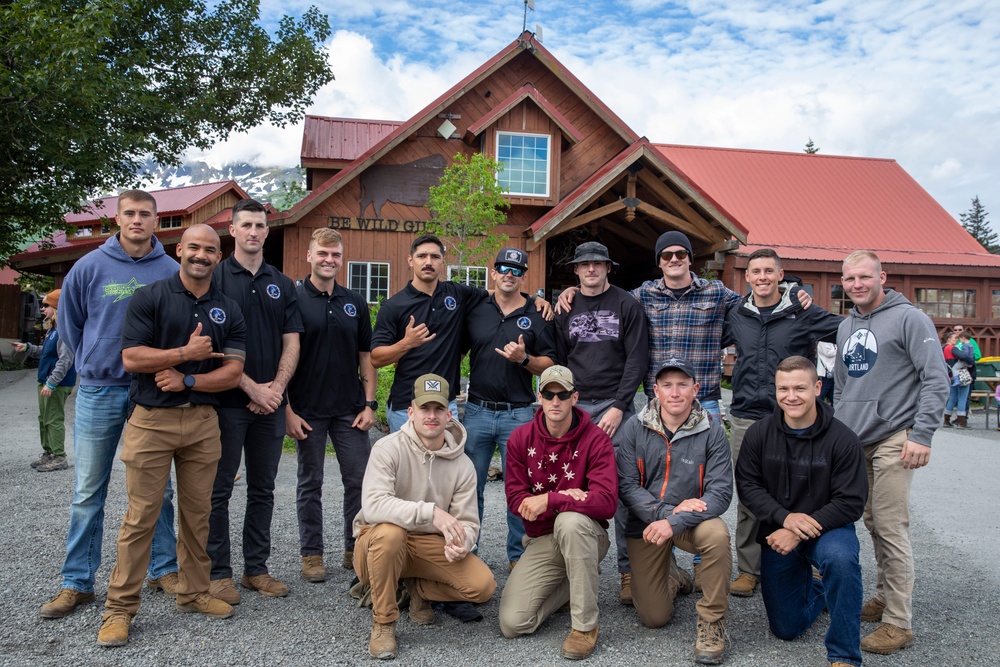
[0,367,997,666]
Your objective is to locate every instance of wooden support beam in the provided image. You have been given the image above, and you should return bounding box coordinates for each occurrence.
[604,219,658,248]
[636,170,707,229]
[562,200,626,232]
[636,201,713,243]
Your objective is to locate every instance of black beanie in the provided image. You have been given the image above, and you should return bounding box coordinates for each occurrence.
[655,231,693,263]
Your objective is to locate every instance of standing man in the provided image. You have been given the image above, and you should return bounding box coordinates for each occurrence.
[463,247,557,567]
[287,228,377,581]
[617,359,733,665]
[97,224,247,646]
[499,366,618,661]
[736,356,867,667]
[354,374,496,660]
[207,198,302,605]
[835,250,949,654]
[722,248,841,597]
[41,190,179,619]
[554,241,648,604]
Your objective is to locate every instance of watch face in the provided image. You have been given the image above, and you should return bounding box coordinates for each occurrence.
[184,375,195,388]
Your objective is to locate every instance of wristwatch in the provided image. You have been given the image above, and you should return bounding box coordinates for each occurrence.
[520,354,531,367]
[365,400,378,410]
[183,374,196,389]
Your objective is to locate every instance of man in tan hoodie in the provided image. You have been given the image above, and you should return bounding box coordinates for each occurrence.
[353,373,497,660]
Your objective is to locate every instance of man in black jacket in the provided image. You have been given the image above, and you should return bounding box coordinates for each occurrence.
[735,356,867,667]
[722,248,842,597]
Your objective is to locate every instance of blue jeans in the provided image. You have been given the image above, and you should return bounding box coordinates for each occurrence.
[61,385,177,593]
[701,398,721,421]
[759,523,863,666]
[387,399,458,433]
[461,401,533,562]
[946,383,971,416]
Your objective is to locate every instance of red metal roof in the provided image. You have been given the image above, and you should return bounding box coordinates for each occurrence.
[653,144,1000,268]
[63,181,246,225]
[301,116,403,163]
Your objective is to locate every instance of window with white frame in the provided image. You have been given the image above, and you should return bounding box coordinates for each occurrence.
[160,215,182,230]
[448,265,487,289]
[348,262,390,303]
[496,131,550,197]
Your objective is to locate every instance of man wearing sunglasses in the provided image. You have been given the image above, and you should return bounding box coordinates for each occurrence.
[462,247,557,569]
[500,365,618,660]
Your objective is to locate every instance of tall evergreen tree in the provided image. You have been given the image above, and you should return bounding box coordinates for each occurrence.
[960,196,999,254]
[804,138,820,154]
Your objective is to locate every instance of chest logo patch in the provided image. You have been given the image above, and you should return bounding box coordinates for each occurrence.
[266,284,281,299]
[344,303,357,317]
[516,316,532,330]
[444,296,457,311]
[209,308,226,324]
[843,328,878,377]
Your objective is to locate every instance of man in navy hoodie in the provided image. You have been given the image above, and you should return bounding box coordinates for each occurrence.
[42,190,180,619]
[736,356,867,667]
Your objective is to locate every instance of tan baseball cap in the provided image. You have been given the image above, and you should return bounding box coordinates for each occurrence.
[413,374,450,407]
[538,365,575,391]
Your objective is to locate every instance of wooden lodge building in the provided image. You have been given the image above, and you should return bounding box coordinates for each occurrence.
[11,32,1000,353]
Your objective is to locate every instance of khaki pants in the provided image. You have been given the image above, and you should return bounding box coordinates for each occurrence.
[863,429,915,629]
[354,523,496,624]
[105,405,221,615]
[628,517,731,627]
[499,512,610,637]
[729,415,761,578]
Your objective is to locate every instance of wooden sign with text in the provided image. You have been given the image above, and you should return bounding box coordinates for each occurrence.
[327,216,429,233]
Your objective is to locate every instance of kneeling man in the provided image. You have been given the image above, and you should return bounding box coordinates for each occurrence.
[353,374,496,660]
[617,358,733,665]
[499,365,618,660]
[735,356,867,667]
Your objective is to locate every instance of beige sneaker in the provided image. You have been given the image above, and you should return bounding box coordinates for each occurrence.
[176,592,234,618]
[146,572,179,598]
[39,588,95,619]
[342,550,354,570]
[694,618,727,664]
[369,620,397,659]
[730,573,758,597]
[860,596,885,622]
[620,572,633,605]
[861,622,914,654]
[96,611,132,647]
[302,554,327,582]
[562,627,599,660]
[404,579,435,624]
[209,577,242,605]
[241,573,289,598]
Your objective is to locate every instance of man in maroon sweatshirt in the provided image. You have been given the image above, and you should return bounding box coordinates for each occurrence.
[498,365,618,661]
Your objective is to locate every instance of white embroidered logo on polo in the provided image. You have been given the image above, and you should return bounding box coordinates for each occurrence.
[344,303,357,317]
[209,308,226,324]
[266,284,281,299]
[444,296,458,310]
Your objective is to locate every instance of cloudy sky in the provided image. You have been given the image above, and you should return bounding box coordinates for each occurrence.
[191,0,999,225]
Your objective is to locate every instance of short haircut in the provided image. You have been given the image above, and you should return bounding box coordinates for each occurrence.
[843,249,882,274]
[117,190,157,215]
[776,355,818,382]
[310,227,343,249]
[747,247,781,269]
[232,198,266,220]
[959,330,972,341]
[410,234,445,256]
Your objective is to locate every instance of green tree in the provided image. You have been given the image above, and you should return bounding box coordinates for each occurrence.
[426,153,510,276]
[960,196,999,253]
[804,138,820,154]
[0,0,333,263]
[271,169,309,211]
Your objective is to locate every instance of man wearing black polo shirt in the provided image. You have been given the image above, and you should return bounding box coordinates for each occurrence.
[463,247,556,567]
[287,228,377,582]
[98,224,246,647]
[207,198,302,605]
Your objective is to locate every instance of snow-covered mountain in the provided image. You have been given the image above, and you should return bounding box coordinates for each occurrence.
[137,159,303,202]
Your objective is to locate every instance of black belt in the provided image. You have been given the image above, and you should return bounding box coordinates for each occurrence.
[468,398,532,411]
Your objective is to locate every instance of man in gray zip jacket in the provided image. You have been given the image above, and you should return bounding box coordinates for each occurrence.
[617,358,733,665]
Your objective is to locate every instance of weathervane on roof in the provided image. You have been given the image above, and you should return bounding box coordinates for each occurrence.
[520,0,542,48]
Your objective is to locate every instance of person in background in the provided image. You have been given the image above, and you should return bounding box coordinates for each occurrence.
[816,341,837,405]
[942,331,975,429]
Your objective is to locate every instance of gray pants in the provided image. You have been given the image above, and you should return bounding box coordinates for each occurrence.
[729,415,761,578]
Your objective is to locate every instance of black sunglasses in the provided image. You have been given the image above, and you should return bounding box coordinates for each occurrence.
[540,389,574,400]
[495,265,525,277]
[660,249,689,261]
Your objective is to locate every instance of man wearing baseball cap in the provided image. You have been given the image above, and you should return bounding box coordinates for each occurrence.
[499,365,618,660]
[354,374,496,660]
[462,247,557,568]
[617,358,733,665]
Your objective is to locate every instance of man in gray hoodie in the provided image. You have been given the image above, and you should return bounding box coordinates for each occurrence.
[834,250,949,655]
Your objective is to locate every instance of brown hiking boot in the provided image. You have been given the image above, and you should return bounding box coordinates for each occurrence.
[562,627,599,660]
[342,550,354,570]
[37,455,69,471]
[943,414,953,427]
[860,596,885,622]
[694,618,727,664]
[241,573,289,598]
[96,611,132,647]
[671,556,694,595]
[404,579,435,624]
[176,592,234,618]
[209,577,242,605]
[369,620,397,659]
[39,588,95,619]
[693,562,703,592]
[146,572,179,598]
[955,415,971,429]
[30,452,52,468]
[861,622,914,654]
[302,555,327,582]
[730,573,758,597]
[620,572,633,605]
